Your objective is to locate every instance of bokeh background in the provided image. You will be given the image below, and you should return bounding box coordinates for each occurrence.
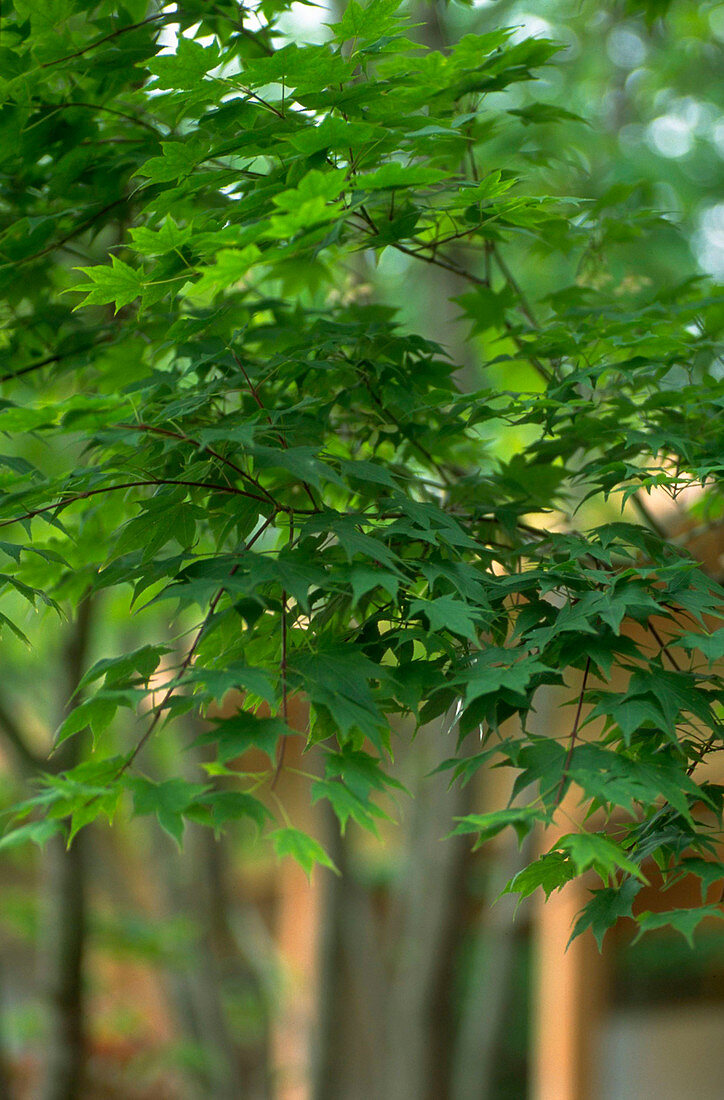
[1,2,723,1098]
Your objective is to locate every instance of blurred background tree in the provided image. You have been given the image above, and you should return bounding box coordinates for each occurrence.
[0,2,722,1099]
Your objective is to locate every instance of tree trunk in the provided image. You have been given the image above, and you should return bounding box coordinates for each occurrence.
[381,719,472,1100]
[451,836,532,1100]
[311,807,388,1100]
[39,597,94,1100]
[39,833,86,1100]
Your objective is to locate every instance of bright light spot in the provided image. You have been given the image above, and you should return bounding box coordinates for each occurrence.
[510,14,552,43]
[607,26,647,68]
[695,203,724,278]
[156,21,179,55]
[646,114,694,158]
[277,1,331,44]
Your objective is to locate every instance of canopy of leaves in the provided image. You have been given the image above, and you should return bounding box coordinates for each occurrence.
[0,0,722,943]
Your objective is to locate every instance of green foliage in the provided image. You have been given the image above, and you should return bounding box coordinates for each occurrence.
[271,827,338,879]
[0,0,722,945]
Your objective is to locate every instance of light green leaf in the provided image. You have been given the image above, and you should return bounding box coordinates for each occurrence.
[73,257,144,314]
[270,827,338,879]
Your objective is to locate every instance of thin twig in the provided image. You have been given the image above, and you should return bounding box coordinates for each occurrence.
[116,421,280,509]
[0,342,110,384]
[555,657,592,807]
[0,478,270,530]
[271,517,294,790]
[630,492,667,539]
[40,14,166,69]
[121,513,278,773]
[3,198,128,269]
[383,239,552,383]
[647,621,684,672]
[491,244,540,331]
[360,374,452,486]
[36,100,161,136]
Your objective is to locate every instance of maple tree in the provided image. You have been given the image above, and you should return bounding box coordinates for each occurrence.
[0,0,723,950]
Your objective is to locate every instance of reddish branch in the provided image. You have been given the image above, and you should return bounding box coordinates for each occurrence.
[116,421,279,509]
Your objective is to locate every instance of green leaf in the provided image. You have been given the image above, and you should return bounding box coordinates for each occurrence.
[0,819,63,852]
[503,850,577,902]
[55,697,117,747]
[410,595,481,642]
[202,791,272,835]
[128,777,209,848]
[195,711,291,763]
[675,858,724,903]
[450,806,547,846]
[270,827,338,879]
[679,629,724,664]
[73,257,144,314]
[570,878,642,949]
[311,778,385,835]
[461,651,549,704]
[556,833,647,884]
[350,565,400,605]
[354,164,446,191]
[635,906,724,948]
[148,35,221,89]
[78,645,167,692]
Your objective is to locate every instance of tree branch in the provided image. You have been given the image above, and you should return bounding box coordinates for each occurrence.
[0,478,273,531]
[40,14,167,69]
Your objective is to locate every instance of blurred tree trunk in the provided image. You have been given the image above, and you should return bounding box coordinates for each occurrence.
[381,720,472,1100]
[202,829,275,1099]
[310,719,473,1100]
[161,834,245,1099]
[0,697,45,1100]
[39,597,93,1100]
[39,833,87,1100]
[311,806,387,1100]
[153,722,275,1100]
[309,8,530,1096]
[159,823,273,1100]
[451,836,531,1100]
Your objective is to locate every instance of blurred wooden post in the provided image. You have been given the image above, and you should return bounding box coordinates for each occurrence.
[269,700,321,1100]
[531,873,606,1100]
